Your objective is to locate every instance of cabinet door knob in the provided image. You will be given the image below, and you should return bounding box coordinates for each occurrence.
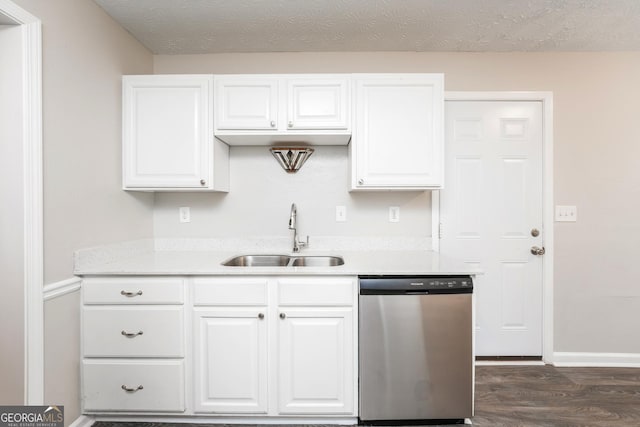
[279,313,286,319]
[121,384,144,392]
[270,121,276,128]
[358,179,364,185]
[258,313,265,319]
[120,290,142,297]
[200,179,206,186]
[288,121,293,128]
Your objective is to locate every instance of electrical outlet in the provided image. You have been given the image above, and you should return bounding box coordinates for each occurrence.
[555,205,577,222]
[179,207,191,223]
[336,206,347,222]
[389,206,400,223]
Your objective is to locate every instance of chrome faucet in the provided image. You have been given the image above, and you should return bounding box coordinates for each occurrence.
[288,203,308,253]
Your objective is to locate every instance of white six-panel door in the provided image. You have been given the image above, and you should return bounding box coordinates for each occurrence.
[441,101,544,356]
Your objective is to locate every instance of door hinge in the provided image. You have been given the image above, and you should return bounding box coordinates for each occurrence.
[438,222,443,239]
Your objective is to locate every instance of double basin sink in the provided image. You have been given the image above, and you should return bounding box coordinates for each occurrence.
[222,254,344,267]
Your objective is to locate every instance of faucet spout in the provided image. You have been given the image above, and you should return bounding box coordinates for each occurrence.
[289,203,297,230]
[288,203,308,253]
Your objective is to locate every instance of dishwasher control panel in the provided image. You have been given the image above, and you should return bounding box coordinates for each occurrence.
[359,275,473,294]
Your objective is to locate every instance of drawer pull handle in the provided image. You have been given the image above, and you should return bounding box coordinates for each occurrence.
[120,290,143,297]
[121,384,144,392]
[258,313,265,319]
[121,330,144,338]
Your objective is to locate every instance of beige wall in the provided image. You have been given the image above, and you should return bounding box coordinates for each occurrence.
[0,23,25,404]
[17,0,155,284]
[44,293,80,418]
[155,51,640,354]
[14,0,154,422]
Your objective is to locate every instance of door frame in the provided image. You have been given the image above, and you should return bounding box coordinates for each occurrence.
[433,91,554,363]
[0,0,43,403]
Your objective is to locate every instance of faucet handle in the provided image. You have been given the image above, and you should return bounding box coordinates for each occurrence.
[301,236,309,247]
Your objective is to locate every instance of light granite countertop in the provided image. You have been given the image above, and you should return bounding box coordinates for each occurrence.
[74,238,481,276]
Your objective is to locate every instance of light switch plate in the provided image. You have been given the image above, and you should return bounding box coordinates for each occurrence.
[555,205,577,222]
[179,207,191,223]
[336,206,346,222]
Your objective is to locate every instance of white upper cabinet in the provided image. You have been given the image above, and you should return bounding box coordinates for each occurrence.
[216,77,279,130]
[214,75,351,145]
[350,74,444,190]
[122,75,229,192]
[286,77,350,130]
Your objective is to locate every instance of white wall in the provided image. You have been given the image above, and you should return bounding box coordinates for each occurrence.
[0,23,24,404]
[154,146,431,239]
[155,51,640,355]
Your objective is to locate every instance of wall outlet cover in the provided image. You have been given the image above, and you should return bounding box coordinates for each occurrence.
[336,206,347,222]
[179,207,191,223]
[389,206,400,223]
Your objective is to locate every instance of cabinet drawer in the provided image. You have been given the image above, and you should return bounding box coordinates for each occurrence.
[83,307,184,357]
[83,277,184,304]
[193,277,268,306]
[277,278,355,306]
[83,359,185,412]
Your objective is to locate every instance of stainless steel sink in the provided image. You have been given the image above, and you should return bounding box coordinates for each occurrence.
[291,256,345,267]
[222,255,291,267]
[222,255,344,267]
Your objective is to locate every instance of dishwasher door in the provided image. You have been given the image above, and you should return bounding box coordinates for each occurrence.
[359,292,473,422]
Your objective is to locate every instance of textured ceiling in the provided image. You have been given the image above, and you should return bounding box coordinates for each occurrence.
[94,0,640,54]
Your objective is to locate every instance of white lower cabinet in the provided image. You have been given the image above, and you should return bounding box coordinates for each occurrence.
[278,308,354,414]
[83,360,185,412]
[82,275,357,419]
[193,307,269,414]
[192,276,357,417]
[81,277,187,414]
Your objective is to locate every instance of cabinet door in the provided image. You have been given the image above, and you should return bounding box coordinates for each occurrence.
[287,78,349,130]
[123,75,212,188]
[352,74,444,189]
[216,77,278,130]
[193,308,268,413]
[278,308,354,415]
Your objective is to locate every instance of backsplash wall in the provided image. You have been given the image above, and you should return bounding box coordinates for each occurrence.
[153,146,432,239]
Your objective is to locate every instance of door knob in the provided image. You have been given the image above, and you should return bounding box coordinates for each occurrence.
[531,246,546,256]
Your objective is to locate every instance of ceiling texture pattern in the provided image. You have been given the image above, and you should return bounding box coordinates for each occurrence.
[94,0,640,54]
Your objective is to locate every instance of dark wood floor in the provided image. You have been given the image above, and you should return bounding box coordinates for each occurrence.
[473,365,640,426]
[93,365,640,427]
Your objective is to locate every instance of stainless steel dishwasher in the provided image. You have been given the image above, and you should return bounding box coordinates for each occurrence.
[359,275,473,424]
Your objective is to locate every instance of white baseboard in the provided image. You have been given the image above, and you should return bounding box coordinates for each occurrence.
[93,415,357,425]
[68,415,94,427]
[44,277,81,301]
[553,351,640,367]
[476,360,545,366]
